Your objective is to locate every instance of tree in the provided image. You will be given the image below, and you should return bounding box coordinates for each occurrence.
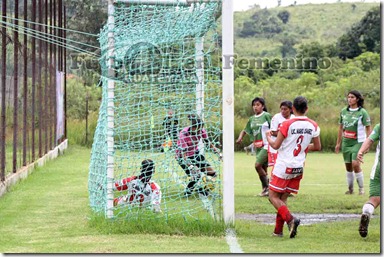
[66,0,108,53]
[277,10,290,24]
[336,7,380,60]
[240,9,283,38]
[278,33,297,57]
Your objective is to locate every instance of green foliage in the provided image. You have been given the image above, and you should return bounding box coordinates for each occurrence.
[240,8,283,38]
[233,2,379,58]
[67,112,98,148]
[66,77,101,120]
[352,51,380,72]
[277,10,290,24]
[336,6,380,59]
[66,0,107,52]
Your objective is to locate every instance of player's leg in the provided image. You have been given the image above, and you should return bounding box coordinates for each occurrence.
[269,173,296,237]
[343,147,354,194]
[195,154,215,196]
[176,156,195,196]
[359,166,380,237]
[351,143,364,195]
[255,148,269,196]
[150,182,162,213]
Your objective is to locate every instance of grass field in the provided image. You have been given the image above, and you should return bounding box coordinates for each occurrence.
[0,145,380,253]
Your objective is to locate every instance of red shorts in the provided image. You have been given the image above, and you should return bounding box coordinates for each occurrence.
[269,173,303,194]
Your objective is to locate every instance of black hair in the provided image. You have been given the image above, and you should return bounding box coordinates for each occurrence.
[293,96,308,114]
[188,114,204,128]
[251,97,267,112]
[280,100,293,114]
[280,100,293,110]
[347,90,364,108]
[140,159,155,175]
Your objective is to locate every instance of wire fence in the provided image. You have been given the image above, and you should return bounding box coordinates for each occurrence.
[0,0,66,181]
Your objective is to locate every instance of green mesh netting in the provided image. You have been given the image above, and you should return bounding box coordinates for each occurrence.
[88,1,222,221]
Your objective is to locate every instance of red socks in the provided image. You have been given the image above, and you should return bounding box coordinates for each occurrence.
[277,205,293,223]
[274,212,285,234]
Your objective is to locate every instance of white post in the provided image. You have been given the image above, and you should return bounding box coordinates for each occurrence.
[196,37,204,154]
[222,0,234,225]
[106,0,115,219]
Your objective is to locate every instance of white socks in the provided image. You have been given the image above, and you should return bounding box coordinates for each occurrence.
[362,203,375,217]
[346,171,354,190]
[355,172,364,189]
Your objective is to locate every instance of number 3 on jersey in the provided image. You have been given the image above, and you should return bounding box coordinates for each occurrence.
[293,135,304,157]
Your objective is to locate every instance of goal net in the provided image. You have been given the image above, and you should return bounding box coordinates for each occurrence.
[88,0,223,221]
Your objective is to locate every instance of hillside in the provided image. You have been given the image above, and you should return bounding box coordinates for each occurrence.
[232,2,380,58]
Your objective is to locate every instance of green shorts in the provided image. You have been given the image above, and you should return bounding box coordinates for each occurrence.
[342,142,362,163]
[369,178,380,197]
[369,164,381,197]
[256,148,268,166]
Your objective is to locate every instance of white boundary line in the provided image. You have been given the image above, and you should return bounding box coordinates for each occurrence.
[225,228,244,253]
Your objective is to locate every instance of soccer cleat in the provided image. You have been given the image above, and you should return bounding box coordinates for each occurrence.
[359,213,370,238]
[288,218,301,238]
[345,189,354,194]
[272,232,283,237]
[359,188,365,195]
[258,187,269,197]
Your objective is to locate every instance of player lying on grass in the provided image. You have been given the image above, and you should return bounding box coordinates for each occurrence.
[113,159,162,213]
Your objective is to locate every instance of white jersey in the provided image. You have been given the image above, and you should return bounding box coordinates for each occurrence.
[114,176,162,211]
[273,116,320,179]
[269,113,295,154]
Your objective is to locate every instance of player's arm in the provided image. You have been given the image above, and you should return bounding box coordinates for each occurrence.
[307,136,321,152]
[365,125,371,138]
[236,130,247,144]
[270,116,279,137]
[203,138,222,160]
[266,130,284,150]
[335,123,343,153]
[357,137,374,163]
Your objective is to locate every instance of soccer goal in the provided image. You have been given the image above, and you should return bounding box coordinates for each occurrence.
[88,0,234,224]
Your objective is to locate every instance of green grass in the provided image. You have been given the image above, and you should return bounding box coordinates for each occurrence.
[0,146,380,253]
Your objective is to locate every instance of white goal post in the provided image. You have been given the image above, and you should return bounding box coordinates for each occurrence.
[221,0,234,225]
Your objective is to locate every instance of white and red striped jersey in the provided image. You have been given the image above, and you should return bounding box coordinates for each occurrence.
[113,176,162,210]
[273,116,320,179]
